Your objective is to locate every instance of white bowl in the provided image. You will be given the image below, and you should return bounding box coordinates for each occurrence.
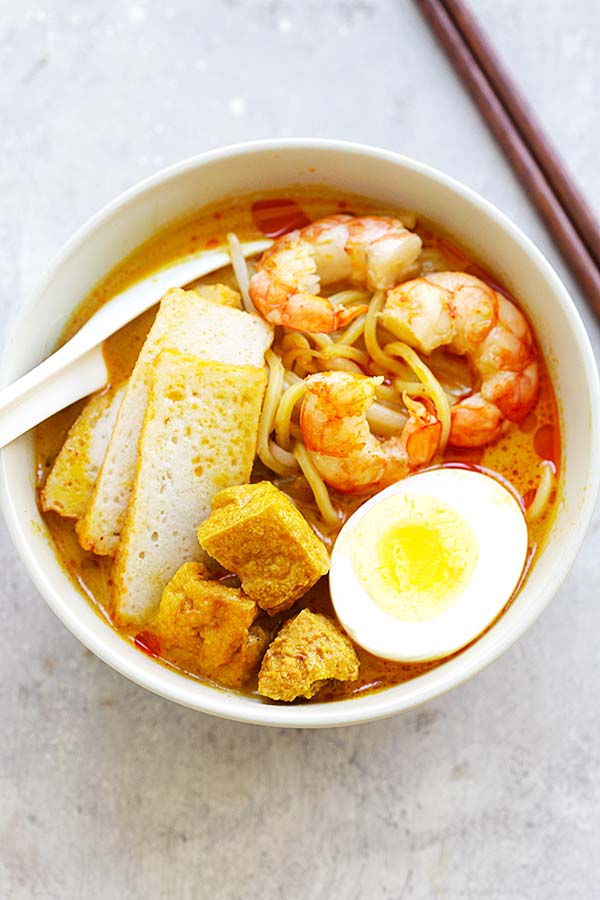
[1,139,598,728]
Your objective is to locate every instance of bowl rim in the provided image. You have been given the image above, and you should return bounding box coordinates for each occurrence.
[2,137,599,728]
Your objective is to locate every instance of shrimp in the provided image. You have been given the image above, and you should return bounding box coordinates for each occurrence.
[249,214,422,333]
[299,371,441,493]
[382,272,539,448]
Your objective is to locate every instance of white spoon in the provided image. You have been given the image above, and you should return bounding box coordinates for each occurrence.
[0,239,272,449]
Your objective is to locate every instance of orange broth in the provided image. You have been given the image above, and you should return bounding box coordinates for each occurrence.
[34,186,561,702]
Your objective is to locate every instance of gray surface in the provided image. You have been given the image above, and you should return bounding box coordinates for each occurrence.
[1,1,599,897]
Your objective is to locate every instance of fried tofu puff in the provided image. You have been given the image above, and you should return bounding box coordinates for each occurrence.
[258,609,359,702]
[152,562,268,689]
[197,481,330,615]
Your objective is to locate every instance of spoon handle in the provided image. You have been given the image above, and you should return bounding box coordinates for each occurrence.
[0,239,272,448]
[0,345,108,449]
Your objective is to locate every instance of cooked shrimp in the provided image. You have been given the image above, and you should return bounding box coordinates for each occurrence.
[249,214,422,333]
[299,371,441,493]
[382,272,539,447]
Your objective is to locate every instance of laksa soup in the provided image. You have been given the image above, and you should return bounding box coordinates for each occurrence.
[35,187,560,704]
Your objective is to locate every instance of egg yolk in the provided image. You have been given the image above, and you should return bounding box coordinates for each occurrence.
[351,493,478,623]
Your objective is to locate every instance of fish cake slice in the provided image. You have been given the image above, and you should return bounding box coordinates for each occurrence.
[76,287,272,557]
[42,381,127,519]
[112,349,267,625]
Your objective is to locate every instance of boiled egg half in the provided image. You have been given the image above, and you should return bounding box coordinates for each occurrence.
[330,467,528,662]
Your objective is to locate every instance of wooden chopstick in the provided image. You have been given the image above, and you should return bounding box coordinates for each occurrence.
[442,0,600,271]
[415,0,600,321]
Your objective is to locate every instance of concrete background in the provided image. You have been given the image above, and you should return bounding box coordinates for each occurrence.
[1,1,599,897]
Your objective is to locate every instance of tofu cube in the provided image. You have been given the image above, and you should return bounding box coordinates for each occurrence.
[197,481,330,615]
[257,609,359,701]
[152,562,267,689]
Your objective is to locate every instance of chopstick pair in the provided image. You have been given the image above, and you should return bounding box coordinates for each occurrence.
[415,0,600,321]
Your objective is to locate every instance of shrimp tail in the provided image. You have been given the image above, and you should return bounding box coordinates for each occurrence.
[383,272,539,449]
[402,396,443,467]
[281,294,369,334]
[300,372,441,494]
[482,363,539,422]
[449,395,503,447]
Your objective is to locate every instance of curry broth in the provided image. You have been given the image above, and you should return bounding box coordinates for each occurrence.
[35,186,560,702]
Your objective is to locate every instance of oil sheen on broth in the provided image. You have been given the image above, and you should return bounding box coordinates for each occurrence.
[34,186,561,701]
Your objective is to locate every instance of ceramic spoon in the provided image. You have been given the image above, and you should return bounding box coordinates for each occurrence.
[0,239,272,449]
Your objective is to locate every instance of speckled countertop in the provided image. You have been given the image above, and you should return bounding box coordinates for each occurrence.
[1,2,599,898]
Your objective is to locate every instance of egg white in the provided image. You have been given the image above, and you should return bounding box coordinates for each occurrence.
[329,467,528,662]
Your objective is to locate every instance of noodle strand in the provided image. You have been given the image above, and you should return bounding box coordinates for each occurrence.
[385,340,452,451]
[336,314,366,347]
[275,381,307,450]
[328,289,371,306]
[527,461,555,521]
[257,351,299,475]
[364,291,411,377]
[213,228,551,543]
[293,443,340,525]
[374,382,404,405]
[226,232,255,314]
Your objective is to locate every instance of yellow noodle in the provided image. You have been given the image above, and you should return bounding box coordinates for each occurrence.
[283,344,369,373]
[394,378,459,405]
[281,332,311,351]
[279,334,311,369]
[320,357,363,374]
[385,340,452,451]
[257,351,285,470]
[336,313,366,346]
[374,382,403,405]
[287,334,364,369]
[257,351,298,475]
[323,344,370,366]
[280,333,337,375]
[279,334,313,365]
[393,380,430,395]
[275,381,307,450]
[310,333,333,350]
[282,346,321,371]
[364,291,409,377]
[328,289,371,306]
[283,370,303,387]
[280,349,298,371]
[527,461,555,521]
[269,440,298,470]
[293,443,340,526]
[295,359,320,378]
